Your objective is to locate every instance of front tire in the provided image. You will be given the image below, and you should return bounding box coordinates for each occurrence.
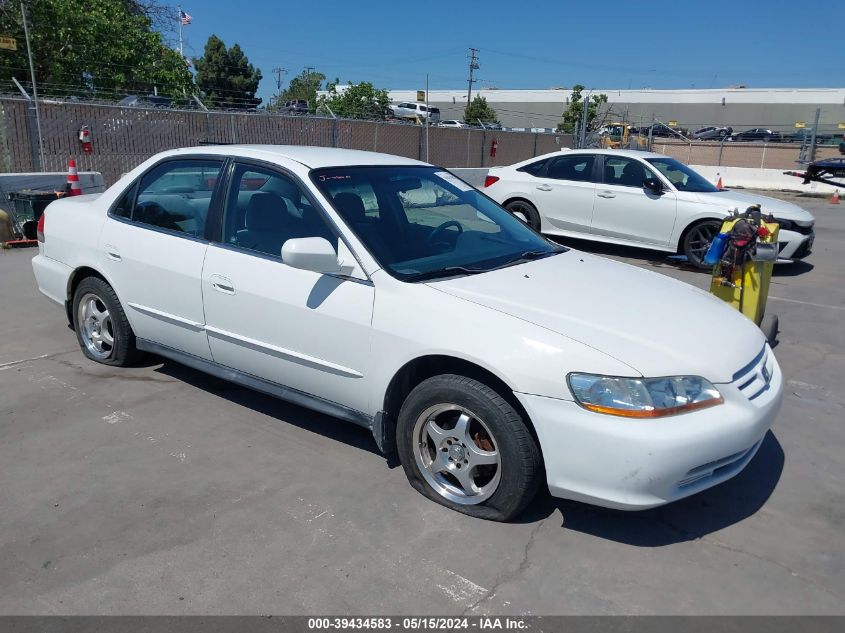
[396,374,542,521]
[683,219,722,269]
[505,200,542,232]
[72,277,139,366]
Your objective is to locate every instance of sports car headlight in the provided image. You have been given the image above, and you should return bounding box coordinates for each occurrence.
[567,373,723,418]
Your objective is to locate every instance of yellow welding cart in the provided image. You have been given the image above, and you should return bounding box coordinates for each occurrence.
[709,217,780,341]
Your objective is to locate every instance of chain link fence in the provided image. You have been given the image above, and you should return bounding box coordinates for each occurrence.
[0,97,571,185]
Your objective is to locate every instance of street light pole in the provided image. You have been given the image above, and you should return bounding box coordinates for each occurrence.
[21,1,44,171]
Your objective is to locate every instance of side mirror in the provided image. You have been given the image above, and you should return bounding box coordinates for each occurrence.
[281,237,341,274]
[643,178,664,195]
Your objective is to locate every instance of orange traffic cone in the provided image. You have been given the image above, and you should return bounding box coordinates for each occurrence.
[67,157,82,196]
[831,190,841,204]
[715,174,723,189]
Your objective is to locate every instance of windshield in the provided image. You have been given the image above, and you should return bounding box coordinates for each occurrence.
[646,157,720,193]
[311,166,563,281]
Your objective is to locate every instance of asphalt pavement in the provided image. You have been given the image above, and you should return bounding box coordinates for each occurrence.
[0,191,842,615]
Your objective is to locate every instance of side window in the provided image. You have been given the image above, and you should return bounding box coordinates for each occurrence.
[602,157,657,188]
[222,163,335,258]
[111,183,136,219]
[516,158,549,176]
[132,159,223,236]
[546,155,596,182]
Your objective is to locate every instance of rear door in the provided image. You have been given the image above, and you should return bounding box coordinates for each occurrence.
[98,157,225,359]
[590,155,677,247]
[531,153,598,235]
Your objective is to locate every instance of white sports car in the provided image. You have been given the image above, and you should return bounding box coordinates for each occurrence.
[32,145,782,521]
[483,149,815,268]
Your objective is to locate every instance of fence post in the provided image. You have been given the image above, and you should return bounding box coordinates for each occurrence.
[230,114,237,143]
[717,138,724,167]
[373,122,378,152]
[331,119,338,148]
[480,130,486,168]
[533,133,538,157]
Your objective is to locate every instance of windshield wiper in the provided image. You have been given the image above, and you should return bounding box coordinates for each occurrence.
[403,266,489,282]
[492,248,562,270]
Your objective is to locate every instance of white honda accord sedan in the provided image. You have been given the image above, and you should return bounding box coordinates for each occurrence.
[32,145,783,521]
[483,149,815,268]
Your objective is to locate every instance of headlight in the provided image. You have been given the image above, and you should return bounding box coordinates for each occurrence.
[567,373,723,418]
[774,218,794,231]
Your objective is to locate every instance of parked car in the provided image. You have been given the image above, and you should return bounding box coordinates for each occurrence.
[437,120,467,128]
[118,94,172,109]
[32,145,783,521]
[390,102,441,123]
[728,128,782,142]
[692,126,733,140]
[635,123,688,138]
[281,100,310,115]
[483,149,815,268]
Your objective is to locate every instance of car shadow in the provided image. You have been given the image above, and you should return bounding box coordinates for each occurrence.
[772,260,814,277]
[515,431,784,546]
[151,359,387,460]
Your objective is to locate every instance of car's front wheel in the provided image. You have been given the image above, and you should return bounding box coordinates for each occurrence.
[72,276,139,366]
[683,219,722,269]
[396,374,542,521]
[505,199,541,232]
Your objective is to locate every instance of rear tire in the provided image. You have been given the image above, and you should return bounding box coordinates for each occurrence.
[505,200,542,232]
[396,374,542,522]
[72,277,139,366]
[683,219,722,269]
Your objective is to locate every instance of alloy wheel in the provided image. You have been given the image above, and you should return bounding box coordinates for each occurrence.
[77,292,114,359]
[412,404,502,505]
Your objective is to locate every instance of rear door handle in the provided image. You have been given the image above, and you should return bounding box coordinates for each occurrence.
[597,191,616,198]
[210,274,235,295]
[536,184,553,191]
[104,244,121,261]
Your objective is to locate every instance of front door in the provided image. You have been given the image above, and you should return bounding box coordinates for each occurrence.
[201,162,374,415]
[590,155,678,247]
[98,158,225,360]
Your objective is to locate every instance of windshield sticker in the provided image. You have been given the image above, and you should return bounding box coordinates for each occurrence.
[434,171,474,192]
[318,174,351,182]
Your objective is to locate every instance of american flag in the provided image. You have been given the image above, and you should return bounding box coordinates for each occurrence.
[180,10,192,25]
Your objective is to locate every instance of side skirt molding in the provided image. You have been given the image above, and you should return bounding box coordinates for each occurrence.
[136,338,373,430]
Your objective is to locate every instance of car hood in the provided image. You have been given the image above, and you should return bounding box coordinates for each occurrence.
[428,251,765,383]
[692,190,814,224]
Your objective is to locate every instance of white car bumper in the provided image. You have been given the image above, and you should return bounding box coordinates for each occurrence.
[515,347,783,510]
[777,228,814,261]
[32,253,73,307]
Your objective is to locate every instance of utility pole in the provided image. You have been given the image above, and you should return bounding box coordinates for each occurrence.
[466,48,479,105]
[20,2,43,171]
[272,67,288,92]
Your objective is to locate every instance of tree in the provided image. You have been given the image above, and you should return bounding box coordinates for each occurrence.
[272,68,326,110]
[319,80,390,119]
[557,85,608,133]
[0,0,193,99]
[464,95,499,125]
[194,35,262,109]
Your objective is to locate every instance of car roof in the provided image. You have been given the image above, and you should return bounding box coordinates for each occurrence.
[511,148,669,165]
[158,144,430,169]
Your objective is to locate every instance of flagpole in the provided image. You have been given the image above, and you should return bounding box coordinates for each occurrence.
[178,5,183,58]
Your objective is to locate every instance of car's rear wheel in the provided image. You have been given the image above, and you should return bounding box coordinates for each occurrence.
[683,219,722,269]
[396,374,542,521]
[505,200,541,232]
[72,277,139,366]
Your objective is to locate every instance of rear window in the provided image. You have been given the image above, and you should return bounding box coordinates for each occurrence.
[429,107,440,114]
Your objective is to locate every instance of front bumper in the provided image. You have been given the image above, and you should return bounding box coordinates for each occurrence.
[776,228,814,261]
[515,347,783,510]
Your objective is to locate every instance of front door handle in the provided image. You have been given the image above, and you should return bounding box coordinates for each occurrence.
[536,184,553,191]
[597,191,616,199]
[210,274,235,295]
[104,244,121,261]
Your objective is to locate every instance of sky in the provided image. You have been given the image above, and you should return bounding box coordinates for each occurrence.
[165,0,845,105]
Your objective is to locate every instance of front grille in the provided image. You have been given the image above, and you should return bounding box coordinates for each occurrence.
[732,346,774,401]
